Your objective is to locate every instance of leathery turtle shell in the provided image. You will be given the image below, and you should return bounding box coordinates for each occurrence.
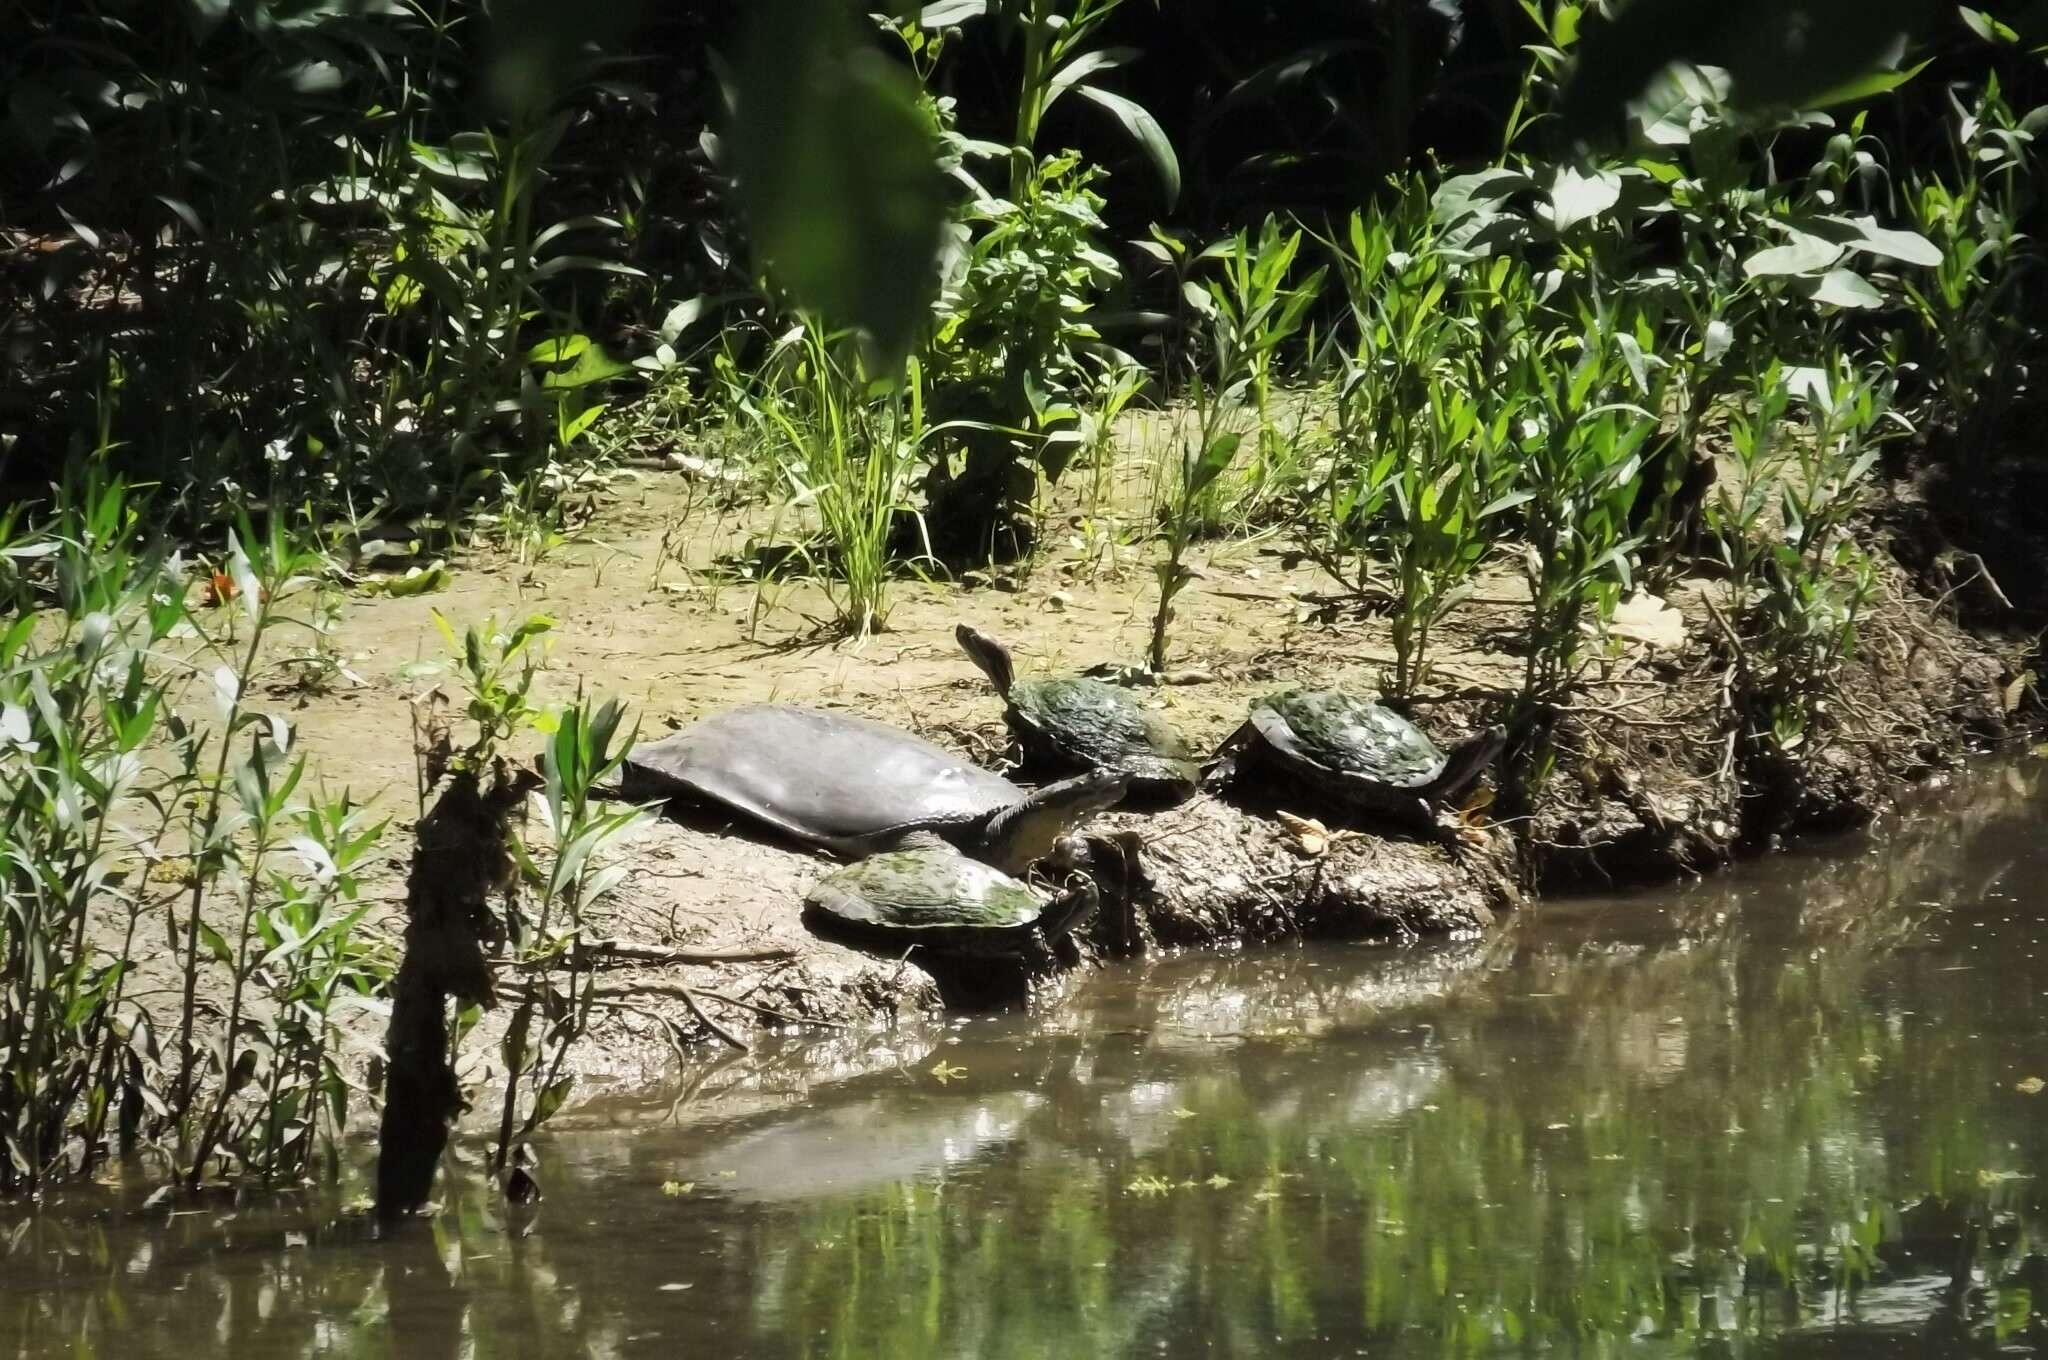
[804,844,1098,957]
[619,704,1026,857]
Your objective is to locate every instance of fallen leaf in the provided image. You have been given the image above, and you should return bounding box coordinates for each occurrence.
[1277,810,1334,857]
[2003,671,2035,713]
[1609,591,1686,650]
[2017,1076,2045,1095]
[1171,1107,1197,1120]
[660,1180,694,1197]
[930,1060,968,1085]
[1205,1174,1233,1189]
[364,562,451,597]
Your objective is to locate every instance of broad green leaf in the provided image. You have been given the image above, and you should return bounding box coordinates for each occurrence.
[1959,6,2019,42]
[1703,319,1734,363]
[561,403,605,443]
[539,344,632,389]
[660,297,709,344]
[1743,232,1845,278]
[1069,84,1181,210]
[1806,268,1886,308]
[1549,165,1622,232]
[1817,214,1943,267]
[526,334,591,365]
[732,0,949,363]
[1433,168,1533,227]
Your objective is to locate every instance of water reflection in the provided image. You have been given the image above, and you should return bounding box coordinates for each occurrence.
[5,765,2048,1358]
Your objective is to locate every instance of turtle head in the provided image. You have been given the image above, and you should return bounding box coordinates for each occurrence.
[955,623,1017,698]
[977,767,1128,874]
[1431,724,1508,805]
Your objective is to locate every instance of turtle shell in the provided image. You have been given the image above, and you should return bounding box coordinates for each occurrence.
[1247,690,1447,790]
[1009,677,1200,792]
[804,845,1088,956]
[620,704,1024,856]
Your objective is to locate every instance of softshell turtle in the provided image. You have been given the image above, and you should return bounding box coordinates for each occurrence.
[955,624,1200,802]
[804,833,1098,959]
[1216,689,1505,833]
[620,704,1126,874]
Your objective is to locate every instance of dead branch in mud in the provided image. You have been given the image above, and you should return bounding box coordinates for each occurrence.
[484,940,797,971]
[600,982,751,1049]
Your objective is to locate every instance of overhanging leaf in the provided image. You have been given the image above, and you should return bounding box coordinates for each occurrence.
[1069,84,1181,210]
[1559,0,1941,139]
[731,0,948,363]
[1803,56,1933,108]
[920,0,988,25]
[1045,47,1139,109]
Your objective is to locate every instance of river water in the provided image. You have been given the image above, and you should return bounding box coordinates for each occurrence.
[7,764,2048,1358]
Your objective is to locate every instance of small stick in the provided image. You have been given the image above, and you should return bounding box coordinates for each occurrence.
[491,940,795,971]
[593,982,749,1051]
[1700,595,1747,667]
[691,989,850,1030]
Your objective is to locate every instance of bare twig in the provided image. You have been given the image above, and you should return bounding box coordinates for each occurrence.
[692,989,850,1030]
[489,939,796,972]
[584,983,750,1051]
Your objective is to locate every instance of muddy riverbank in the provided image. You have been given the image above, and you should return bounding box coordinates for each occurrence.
[231,452,2035,1096]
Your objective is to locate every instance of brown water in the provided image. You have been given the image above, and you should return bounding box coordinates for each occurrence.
[7,763,2048,1358]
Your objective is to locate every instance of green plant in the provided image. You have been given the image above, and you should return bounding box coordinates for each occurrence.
[1187,216,1327,522]
[494,697,647,1175]
[1504,318,1654,799]
[1899,76,2043,468]
[1149,380,1241,673]
[759,322,933,637]
[928,0,1180,209]
[919,150,1130,559]
[0,477,389,1195]
[1316,194,1543,695]
[1712,357,1896,760]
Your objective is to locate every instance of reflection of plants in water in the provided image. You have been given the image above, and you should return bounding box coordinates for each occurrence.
[6,768,2048,1356]
[733,776,2048,1357]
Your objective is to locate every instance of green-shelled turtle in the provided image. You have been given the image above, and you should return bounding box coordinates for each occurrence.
[956,625,1199,803]
[803,835,1099,959]
[1216,689,1505,833]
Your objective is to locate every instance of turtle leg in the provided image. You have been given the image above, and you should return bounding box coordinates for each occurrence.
[1200,722,1257,792]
